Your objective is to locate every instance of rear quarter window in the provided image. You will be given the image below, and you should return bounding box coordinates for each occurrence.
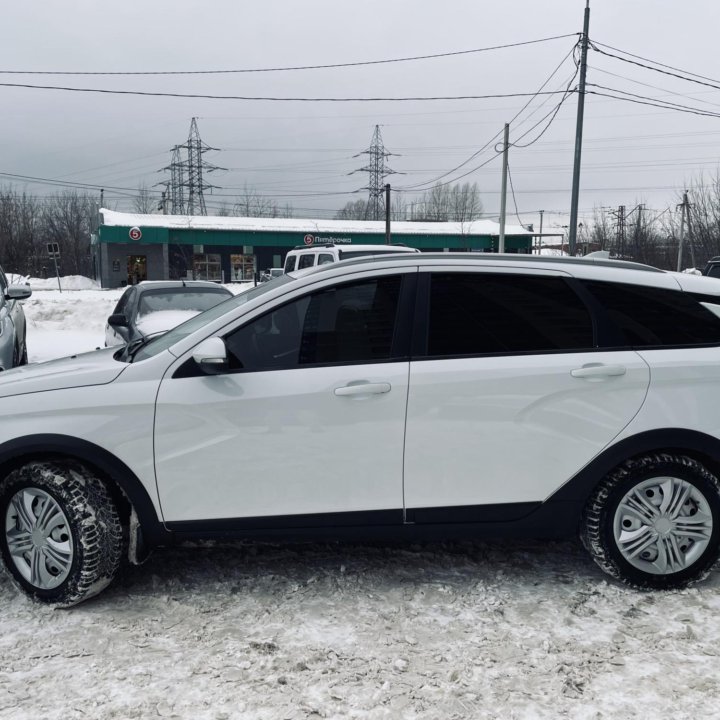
[581,280,720,347]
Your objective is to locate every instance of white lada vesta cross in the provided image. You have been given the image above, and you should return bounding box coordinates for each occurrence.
[2,253,720,605]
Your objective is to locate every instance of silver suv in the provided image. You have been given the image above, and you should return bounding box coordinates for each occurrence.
[0,269,31,370]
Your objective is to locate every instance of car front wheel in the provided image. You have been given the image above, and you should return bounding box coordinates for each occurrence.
[582,453,720,589]
[0,461,123,605]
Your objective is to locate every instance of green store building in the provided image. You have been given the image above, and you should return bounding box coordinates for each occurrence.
[95,209,534,288]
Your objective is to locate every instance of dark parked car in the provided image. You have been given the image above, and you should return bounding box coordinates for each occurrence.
[702,257,720,278]
[105,280,233,347]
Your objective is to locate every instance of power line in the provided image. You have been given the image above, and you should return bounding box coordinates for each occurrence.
[588,65,720,110]
[587,84,720,119]
[399,42,579,191]
[0,34,579,76]
[506,163,524,225]
[591,40,720,86]
[590,43,720,93]
[0,82,575,102]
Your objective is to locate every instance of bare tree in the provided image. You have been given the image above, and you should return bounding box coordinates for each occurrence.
[410,183,483,222]
[133,183,157,214]
[0,188,42,273]
[335,199,368,220]
[42,191,95,276]
[234,184,280,217]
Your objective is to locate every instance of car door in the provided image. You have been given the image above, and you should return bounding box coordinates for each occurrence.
[403,268,651,520]
[154,270,414,525]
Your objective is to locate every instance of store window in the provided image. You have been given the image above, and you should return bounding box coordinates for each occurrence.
[193,254,222,282]
[230,253,255,281]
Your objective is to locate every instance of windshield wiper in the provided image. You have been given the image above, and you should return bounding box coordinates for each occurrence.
[118,331,168,363]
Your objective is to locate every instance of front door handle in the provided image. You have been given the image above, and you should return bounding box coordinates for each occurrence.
[334,382,392,396]
[571,363,627,379]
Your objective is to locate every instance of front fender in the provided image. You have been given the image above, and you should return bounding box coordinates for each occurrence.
[0,434,170,546]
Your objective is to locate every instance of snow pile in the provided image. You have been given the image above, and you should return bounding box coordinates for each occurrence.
[27,275,100,291]
[23,288,123,361]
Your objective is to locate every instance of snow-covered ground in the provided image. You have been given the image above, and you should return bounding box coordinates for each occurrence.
[3,279,720,719]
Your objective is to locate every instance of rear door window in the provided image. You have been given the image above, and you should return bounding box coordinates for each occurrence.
[424,272,595,357]
[298,254,316,270]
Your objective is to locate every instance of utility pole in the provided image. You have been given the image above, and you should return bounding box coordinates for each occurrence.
[568,0,590,255]
[498,123,510,253]
[385,184,391,244]
[686,195,696,268]
[633,203,643,260]
[537,209,544,254]
[676,191,695,271]
[615,205,626,258]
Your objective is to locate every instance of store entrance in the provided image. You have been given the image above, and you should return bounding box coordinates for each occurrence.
[127,255,147,285]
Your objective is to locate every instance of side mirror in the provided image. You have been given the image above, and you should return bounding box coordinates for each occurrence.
[6,284,32,301]
[108,313,129,328]
[192,337,228,374]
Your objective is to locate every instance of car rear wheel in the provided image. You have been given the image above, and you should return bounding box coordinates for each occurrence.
[0,461,123,605]
[582,453,720,588]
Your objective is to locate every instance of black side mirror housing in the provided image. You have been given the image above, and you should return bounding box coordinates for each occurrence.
[108,313,129,328]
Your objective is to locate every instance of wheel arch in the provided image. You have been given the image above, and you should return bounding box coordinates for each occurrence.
[550,428,720,508]
[0,434,169,546]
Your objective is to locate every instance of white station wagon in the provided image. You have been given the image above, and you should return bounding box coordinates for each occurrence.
[2,253,720,605]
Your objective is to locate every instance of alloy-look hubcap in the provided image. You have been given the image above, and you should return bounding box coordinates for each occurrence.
[4,488,74,589]
[613,476,713,575]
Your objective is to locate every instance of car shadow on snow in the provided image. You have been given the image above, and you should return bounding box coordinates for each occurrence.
[105,537,607,602]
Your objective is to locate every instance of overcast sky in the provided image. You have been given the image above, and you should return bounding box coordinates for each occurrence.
[4,0,720,228]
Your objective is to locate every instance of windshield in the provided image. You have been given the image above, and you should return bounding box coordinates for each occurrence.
[132,275,295,362]
[137,287,230,316]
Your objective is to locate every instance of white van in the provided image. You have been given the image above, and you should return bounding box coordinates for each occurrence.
[283,243,420,273]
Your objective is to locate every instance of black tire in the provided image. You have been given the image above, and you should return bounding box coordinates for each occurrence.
[0,461,123,606]
[19,338,28,365]
[581,453,720,589]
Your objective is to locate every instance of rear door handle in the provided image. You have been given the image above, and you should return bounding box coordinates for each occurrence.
[334,382,391,396]
[571,363,627,379]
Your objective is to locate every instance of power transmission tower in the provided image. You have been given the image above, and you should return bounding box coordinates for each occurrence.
[159,145,186,214]
[159,118,223,215]
[350,125,400,221]
[184,117,222,215]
